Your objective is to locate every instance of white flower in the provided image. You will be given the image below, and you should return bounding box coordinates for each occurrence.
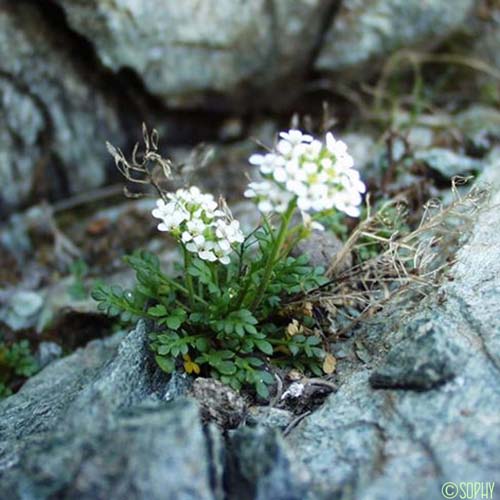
[276,139,294,157]
[249,153,285,175]
[301,211,325,232]
[152,187,244,265]
[152,199,189,232]
[215,219,245,245]
[279,129,313,145]
[273,166,288,183]
[244,180,294,214]
[245,128,366,218]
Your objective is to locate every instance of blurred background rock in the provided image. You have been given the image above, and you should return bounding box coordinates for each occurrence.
[1,0,498,212]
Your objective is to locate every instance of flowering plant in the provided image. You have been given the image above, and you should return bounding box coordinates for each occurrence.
[152,186,244,265]
[93,127,365,397]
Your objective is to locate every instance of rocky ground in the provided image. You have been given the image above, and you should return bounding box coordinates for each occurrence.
[1,0,498,211]
[1,1,499,499]
[0,159,498,499]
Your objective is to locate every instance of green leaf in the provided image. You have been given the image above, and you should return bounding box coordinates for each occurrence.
[258,370,275,384]
[187,259,213,285]
[306,336,322,346]
[244,324,257,334]
[218,350,235,360]
[165,308,187,330]
[189,312,206,323]
[216,361,237,375]
[255,380,269,399]
[255,339,273,355]
[195,337,209,352]
[155,355,175,373]
[157,345,170,355]
[247,357,264,367]
[310,363,323,377]
[241,339,254,353]
[148,304,167,317]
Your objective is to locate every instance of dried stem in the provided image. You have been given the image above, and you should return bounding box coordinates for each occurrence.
[106,124,173,201]
[289,178,489,338]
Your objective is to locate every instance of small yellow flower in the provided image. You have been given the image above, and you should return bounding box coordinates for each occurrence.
[183,354,200,375]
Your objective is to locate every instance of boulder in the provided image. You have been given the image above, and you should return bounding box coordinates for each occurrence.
[54,0,335,109]
[0,322,223,499]
[227,426,311,500]
[0,2,125,212]
[316,0,475,77]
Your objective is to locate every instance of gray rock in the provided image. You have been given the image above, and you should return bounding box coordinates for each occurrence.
[246,407,294,430]
[470,9,500,99]
[343,133,378,175]
[0,321,222,499]
[316,0,475,77]
[282,162,500,499]
[228,426,312,500]
[1,400,218,500]
[162,371,193,402]
[456,106,500,152]
[35,341,63,370]
[189,377,247,429]
[55,0,333,108]
[0,290,44,331]
[369,318,460,391]
[415,148,484,179]
[292,229,351,271]
[0,2,124,211]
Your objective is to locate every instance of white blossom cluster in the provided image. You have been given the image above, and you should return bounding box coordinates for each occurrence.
[245,129,366,217]
[152,187,244,265]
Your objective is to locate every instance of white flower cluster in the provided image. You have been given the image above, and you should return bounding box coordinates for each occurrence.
[245,129,366,217]
[152,187,244,265]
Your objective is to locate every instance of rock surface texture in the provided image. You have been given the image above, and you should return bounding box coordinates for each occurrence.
[0,2,125,211]
[315,0,475,75]
[0,0,489,211]
[0,323,222,499]
[55,0,334,109]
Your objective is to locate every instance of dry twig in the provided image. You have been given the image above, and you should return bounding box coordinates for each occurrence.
[106,124,173,201]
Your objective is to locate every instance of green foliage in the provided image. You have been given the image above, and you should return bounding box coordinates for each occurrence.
[317,210,349,241]
[92,219,329,398]
[0,339,39,399]
[67,259,89,300]
[357,202,410,261]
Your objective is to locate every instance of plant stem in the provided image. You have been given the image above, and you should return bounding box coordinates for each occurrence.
[211,262,219,287]
[182,245,196,308]
[158,271,207,306]
[250,200,296,310]
[233,266,253,310]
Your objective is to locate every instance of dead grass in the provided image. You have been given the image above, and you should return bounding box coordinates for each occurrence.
[286,177,490,339]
